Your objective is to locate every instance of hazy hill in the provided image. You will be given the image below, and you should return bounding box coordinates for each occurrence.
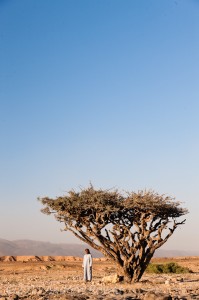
[0,238,198,257]
[0,238,101,257]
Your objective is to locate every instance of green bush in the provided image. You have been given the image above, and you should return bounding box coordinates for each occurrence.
[146,262,191,274]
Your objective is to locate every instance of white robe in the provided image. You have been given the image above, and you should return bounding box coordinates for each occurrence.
[82,253,92,281]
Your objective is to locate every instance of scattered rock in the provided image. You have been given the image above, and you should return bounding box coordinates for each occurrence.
[102,274,121,283]
[144,292,172,300]
[114,288,124,295]
[10,295,19,300]
[0,256,198,299]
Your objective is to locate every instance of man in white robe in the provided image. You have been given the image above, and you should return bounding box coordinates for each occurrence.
[82,248,92,281]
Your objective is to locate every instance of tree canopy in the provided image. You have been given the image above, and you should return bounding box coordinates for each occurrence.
[39,186,188,282]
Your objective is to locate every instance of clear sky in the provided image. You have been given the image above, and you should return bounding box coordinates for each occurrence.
[0,0,199,252]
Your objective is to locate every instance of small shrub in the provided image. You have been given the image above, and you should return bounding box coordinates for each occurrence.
[146,262,191,274]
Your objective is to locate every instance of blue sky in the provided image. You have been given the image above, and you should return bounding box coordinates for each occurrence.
[0,0,199,251]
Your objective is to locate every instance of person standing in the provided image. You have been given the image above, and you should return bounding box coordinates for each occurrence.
[82,248,92,282]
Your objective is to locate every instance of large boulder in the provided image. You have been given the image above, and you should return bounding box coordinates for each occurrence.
[102,274,122,283]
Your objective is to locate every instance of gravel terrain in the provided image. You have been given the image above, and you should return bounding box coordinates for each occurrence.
[0,256,198,300]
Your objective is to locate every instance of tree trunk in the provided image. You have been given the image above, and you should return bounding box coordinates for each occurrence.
[119,253,155,283]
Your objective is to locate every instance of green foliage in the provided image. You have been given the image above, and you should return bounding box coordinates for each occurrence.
[146,262,191,274]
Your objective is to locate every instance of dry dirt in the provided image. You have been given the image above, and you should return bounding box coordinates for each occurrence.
[0,256,199,300]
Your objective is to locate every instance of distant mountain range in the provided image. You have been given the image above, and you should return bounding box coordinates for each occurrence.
[0,238,101,257]
[0,238,198,257]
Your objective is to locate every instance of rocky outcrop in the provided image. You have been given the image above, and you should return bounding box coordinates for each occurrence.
[0,256,16,262]
[0,255,108,262]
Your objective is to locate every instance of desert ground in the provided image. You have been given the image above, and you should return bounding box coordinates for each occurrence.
[0,256,199,300]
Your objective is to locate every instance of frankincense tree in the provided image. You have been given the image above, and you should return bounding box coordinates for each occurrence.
[38,186,188,282]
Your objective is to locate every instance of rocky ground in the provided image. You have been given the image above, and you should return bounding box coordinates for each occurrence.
[0,256,198,300]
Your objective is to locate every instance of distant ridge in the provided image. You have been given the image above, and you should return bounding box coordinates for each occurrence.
[0,238,102,257]
[0,238,198,257]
